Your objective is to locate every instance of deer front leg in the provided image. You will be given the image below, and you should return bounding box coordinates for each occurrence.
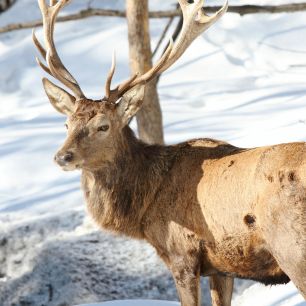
[170,257,201,306]
[209,275,234,306]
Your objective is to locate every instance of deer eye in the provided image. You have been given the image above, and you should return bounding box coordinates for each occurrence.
[97,125,109,132]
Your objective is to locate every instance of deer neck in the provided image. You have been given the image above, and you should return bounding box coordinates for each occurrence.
[81,126,173,239]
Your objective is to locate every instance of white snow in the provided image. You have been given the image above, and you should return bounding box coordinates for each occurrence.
[0,0,306,306]
[233,282,305,306]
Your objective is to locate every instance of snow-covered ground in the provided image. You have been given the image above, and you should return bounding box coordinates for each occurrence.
[0,0,306,305]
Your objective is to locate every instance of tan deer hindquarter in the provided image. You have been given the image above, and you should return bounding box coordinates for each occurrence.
[143,141,306,284]
[34,0,306,306]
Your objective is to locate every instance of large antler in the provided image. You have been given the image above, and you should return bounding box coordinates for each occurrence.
[160,0,228,73]
[33,0,85,99]
[34,0,227,103]
[104,0,228,103]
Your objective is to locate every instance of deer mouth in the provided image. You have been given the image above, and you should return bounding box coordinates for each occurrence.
[60,163,80,172]
[54,153,82,171]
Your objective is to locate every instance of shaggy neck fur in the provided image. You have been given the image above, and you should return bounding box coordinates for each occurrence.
[81,126,175,238]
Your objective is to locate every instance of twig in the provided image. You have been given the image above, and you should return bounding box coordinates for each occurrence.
[1,3,306,34]
[152,16,175,58]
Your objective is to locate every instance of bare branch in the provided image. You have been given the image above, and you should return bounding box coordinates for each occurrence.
[152,16,175,58]
[1,3,306,34]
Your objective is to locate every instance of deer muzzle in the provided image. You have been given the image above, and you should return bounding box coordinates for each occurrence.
[54,151,75,168]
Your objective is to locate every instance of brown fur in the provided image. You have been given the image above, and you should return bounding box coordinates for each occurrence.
[43,95,306,306]
[36,1,304,304]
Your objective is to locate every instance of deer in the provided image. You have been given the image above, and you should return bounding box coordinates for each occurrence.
[33,0,306,305]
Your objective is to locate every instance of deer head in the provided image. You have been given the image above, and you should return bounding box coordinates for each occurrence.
[33,0,227,171]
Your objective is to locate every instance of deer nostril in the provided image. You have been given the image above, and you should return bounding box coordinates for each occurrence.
[63,152,74,162]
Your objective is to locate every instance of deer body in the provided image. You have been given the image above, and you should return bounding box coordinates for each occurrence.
[82,126,305,305]
[33,0,306,305]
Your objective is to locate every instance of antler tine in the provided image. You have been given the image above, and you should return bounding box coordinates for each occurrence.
[103,40,173,102]
[116,73,139,96]
[35,56,52,75]
[159,0,228,73]
[126,38,174,89]
[105,51,116,99]
[109,38,174,100]
[34,0,85,99]
[46,50,86,98]
[32,29,47,59]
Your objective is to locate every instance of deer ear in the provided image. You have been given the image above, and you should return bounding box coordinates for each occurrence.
[117,85,145,125]
[42,78,76,115]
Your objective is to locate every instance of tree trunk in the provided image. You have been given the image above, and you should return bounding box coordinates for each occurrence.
[126,0,164,145]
